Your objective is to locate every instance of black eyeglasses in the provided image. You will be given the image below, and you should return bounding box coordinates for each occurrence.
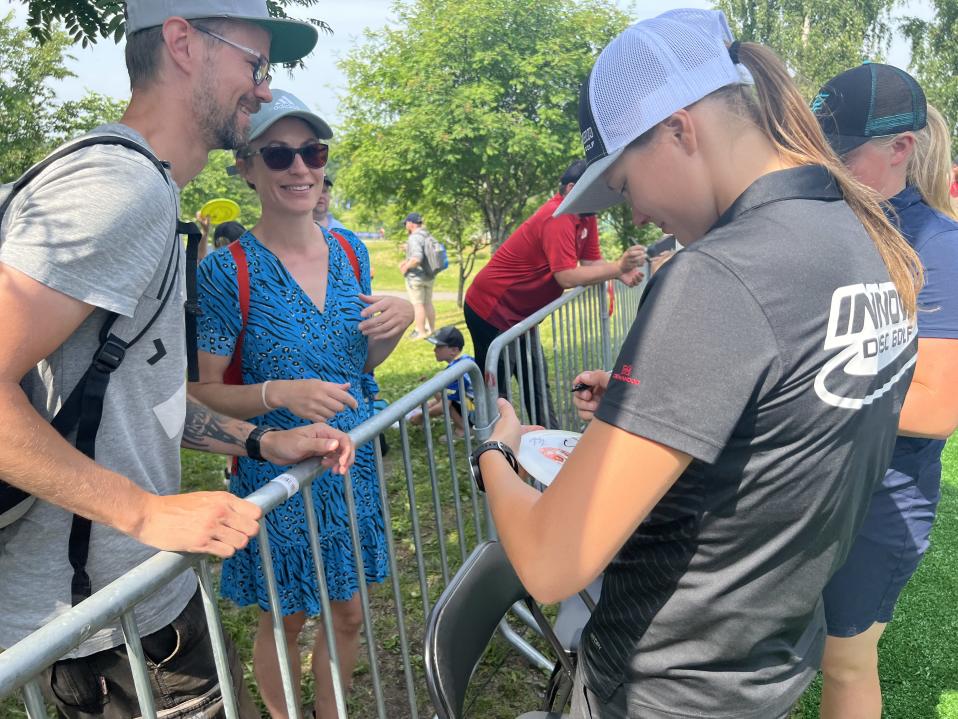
[193,25,272,86]
[243,142,330,171]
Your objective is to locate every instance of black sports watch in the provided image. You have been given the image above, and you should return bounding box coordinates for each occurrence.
[246,425,278,462]
[469,440,519,493]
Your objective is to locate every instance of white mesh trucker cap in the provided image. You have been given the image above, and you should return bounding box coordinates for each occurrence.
[555,9,750,217]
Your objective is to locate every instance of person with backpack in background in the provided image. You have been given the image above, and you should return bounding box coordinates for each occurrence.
[0,3,361,717]
[189,89,413,719]
[811,64,958,719]
[400,211,440,339]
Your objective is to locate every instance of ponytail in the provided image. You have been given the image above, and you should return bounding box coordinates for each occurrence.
[906,105,957,220]
[715,43,924,316]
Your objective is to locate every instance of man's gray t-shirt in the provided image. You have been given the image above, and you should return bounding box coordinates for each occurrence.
[0,124,196,656]
[585,166,917,717]
[405,227,433,280]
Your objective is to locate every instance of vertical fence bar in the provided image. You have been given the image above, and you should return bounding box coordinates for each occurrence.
[533,328,550,430]
[550,313,567,429]
[120,610,157,719]
[197,560,241,719]
[372,439,420,719]
[502,342,514,410]
[421,401,451,586]
[600,281,613,372]
[399,420,431,620]
[460,377,483,543]
[21,679,46,719]
[559,302,573,430]
[340,467,387,719]
[259,525,302,719]
[513,338,528,425]
[441,394,469,562]
[300,490,349,719]
[523,332,537,427]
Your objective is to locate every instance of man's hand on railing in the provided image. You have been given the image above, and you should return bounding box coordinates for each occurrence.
[260,424,356,475]
[572,370,612,422]
[128,492,263,558]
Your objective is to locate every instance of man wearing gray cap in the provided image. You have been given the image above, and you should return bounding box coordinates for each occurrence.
[0,2,333,717]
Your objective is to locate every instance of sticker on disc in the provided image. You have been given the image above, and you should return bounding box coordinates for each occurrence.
[518,430,581,488]
[199,198,241,224]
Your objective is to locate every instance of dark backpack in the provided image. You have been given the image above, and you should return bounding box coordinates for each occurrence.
[0,135,203,606]
[419,230,449,277]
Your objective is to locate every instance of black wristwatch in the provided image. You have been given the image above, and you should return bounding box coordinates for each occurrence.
[246,425,278,462]
[469,441,519,493]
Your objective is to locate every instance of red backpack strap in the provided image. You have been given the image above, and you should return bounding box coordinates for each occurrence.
[328,229,362,285]
[224,240,249,386]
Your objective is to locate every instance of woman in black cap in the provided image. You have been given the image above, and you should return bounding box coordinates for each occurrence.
[812,64,958,719]
[468,8,925,719]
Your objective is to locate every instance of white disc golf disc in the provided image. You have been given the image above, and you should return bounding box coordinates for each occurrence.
[518,430,581,487]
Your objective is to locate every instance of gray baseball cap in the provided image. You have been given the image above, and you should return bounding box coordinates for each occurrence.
[247,88,332,141]
[124,0,318,64]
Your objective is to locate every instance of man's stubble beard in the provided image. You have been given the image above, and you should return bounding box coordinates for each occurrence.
[193,66,257,151]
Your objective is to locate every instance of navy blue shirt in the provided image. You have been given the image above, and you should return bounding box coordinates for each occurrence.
[885,187,958,493]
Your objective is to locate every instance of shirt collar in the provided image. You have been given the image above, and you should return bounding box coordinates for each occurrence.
[887,185,923,214]
[712,165,843,231]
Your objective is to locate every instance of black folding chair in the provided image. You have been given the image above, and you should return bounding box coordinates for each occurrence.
[424,541,573,719]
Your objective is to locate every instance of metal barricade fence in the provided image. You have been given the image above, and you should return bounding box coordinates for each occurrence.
[484,279,646,432]
[1,279,645,719]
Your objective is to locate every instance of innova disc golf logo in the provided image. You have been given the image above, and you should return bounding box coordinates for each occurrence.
[815,282,916,409]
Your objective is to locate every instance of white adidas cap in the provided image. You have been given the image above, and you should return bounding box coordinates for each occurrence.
[555,9,750,217]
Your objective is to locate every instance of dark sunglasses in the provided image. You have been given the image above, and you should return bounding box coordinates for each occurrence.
[244,142,330,171]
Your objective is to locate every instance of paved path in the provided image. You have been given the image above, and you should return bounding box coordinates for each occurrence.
[377,289,461,302]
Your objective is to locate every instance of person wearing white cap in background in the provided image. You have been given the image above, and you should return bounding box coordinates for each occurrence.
[469,8,924,718]
[190,88,414,719]
[0,2,332,717]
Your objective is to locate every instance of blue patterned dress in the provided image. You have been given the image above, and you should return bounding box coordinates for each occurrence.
[196,229,388,615]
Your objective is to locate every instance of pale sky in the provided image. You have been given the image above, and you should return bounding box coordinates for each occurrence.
[0,0,935,128]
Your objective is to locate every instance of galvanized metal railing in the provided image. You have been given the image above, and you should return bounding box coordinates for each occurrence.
[484,278,645,431]
[1,276,646,719]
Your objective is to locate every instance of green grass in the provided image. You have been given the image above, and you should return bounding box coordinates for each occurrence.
[366,238,490,297]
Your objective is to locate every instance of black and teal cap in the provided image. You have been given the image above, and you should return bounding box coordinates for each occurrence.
[812,63,927,155]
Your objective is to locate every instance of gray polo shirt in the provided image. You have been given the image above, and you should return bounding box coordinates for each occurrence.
[586,166,916,717]
[0,125,195,657]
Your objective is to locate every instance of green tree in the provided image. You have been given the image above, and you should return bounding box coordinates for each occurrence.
[716,0,897,96]
[12,0,330,46]
[179,151,263,227]
[901,0,958,156]
[0,11,72,180]
[336,0,629,303]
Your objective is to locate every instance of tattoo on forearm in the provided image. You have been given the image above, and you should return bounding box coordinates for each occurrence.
[182,398,247,451]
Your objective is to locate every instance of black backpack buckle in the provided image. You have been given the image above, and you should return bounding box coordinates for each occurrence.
[92,337,127,373]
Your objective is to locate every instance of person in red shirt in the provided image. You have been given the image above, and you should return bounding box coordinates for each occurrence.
[465,159,645,426]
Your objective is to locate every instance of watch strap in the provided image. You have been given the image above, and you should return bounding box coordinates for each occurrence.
[471,440,519,492]
[246,425,278,462]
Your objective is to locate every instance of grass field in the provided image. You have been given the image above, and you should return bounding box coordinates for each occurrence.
[3,248,957,718]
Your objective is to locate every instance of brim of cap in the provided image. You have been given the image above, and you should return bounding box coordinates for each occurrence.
[824,132,870,156]
[241,16,319,64]
[425,337,444,345]
[554,149,627,217]
[249,110,333,142]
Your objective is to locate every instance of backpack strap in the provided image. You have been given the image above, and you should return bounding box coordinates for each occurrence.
[180,220,203,383]
[224,240,250,386]
[1,135,171,219]
[328,229,362,285]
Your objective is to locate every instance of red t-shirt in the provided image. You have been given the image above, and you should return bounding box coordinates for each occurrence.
[950,180,958,198]
[466,193,602,330]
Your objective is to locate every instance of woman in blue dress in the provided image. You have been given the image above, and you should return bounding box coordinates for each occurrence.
[190,90,413,718]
